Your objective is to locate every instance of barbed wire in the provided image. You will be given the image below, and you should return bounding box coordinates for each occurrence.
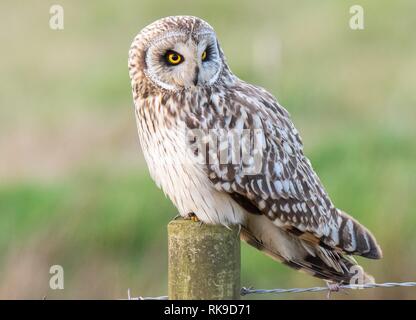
[127,281,416,300]
[241,281,416,296]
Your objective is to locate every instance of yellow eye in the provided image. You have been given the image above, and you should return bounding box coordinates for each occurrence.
[166,51,183,65]
[201,51,207,61]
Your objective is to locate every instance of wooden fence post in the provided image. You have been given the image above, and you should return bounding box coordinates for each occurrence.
[168,218,240,300]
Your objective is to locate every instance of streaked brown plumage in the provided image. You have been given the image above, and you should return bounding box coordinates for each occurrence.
[128,16,382,284]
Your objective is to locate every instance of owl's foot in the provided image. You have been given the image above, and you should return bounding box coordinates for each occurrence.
[189,212,200,222]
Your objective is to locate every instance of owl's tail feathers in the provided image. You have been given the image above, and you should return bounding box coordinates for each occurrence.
[333,209,382,260]
[241,215,376,285]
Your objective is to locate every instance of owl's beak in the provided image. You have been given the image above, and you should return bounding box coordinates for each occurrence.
[192,66,199,86]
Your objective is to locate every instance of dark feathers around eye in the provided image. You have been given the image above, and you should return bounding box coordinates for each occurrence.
[203,43,216,62]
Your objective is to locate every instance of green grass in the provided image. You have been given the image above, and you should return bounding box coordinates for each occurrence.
[0,0,415,299]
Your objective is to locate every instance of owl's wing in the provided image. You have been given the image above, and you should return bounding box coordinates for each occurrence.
[192,82,381,259]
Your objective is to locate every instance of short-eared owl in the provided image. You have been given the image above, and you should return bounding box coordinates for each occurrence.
[128,16,382,284]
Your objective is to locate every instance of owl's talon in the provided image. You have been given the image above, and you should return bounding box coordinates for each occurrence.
[237,224,242,236]
[190,213,200,222]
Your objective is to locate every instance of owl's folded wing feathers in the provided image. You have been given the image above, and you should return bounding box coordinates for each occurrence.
[203,82,382,260]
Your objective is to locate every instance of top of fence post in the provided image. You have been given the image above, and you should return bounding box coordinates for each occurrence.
[168,219,241,300]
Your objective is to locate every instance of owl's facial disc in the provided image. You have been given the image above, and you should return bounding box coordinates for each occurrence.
[144,31,222,90]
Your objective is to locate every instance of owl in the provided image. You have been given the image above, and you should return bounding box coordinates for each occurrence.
[128,16,382,284]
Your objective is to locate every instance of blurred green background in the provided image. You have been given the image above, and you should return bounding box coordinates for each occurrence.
[0,0,415,299]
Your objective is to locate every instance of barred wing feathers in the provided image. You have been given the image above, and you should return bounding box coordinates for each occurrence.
[199,81,382,261]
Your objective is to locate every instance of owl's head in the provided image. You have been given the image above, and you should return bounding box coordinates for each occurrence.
[129,16,230,92]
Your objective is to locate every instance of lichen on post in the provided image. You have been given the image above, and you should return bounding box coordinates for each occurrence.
[168,218,241,300]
